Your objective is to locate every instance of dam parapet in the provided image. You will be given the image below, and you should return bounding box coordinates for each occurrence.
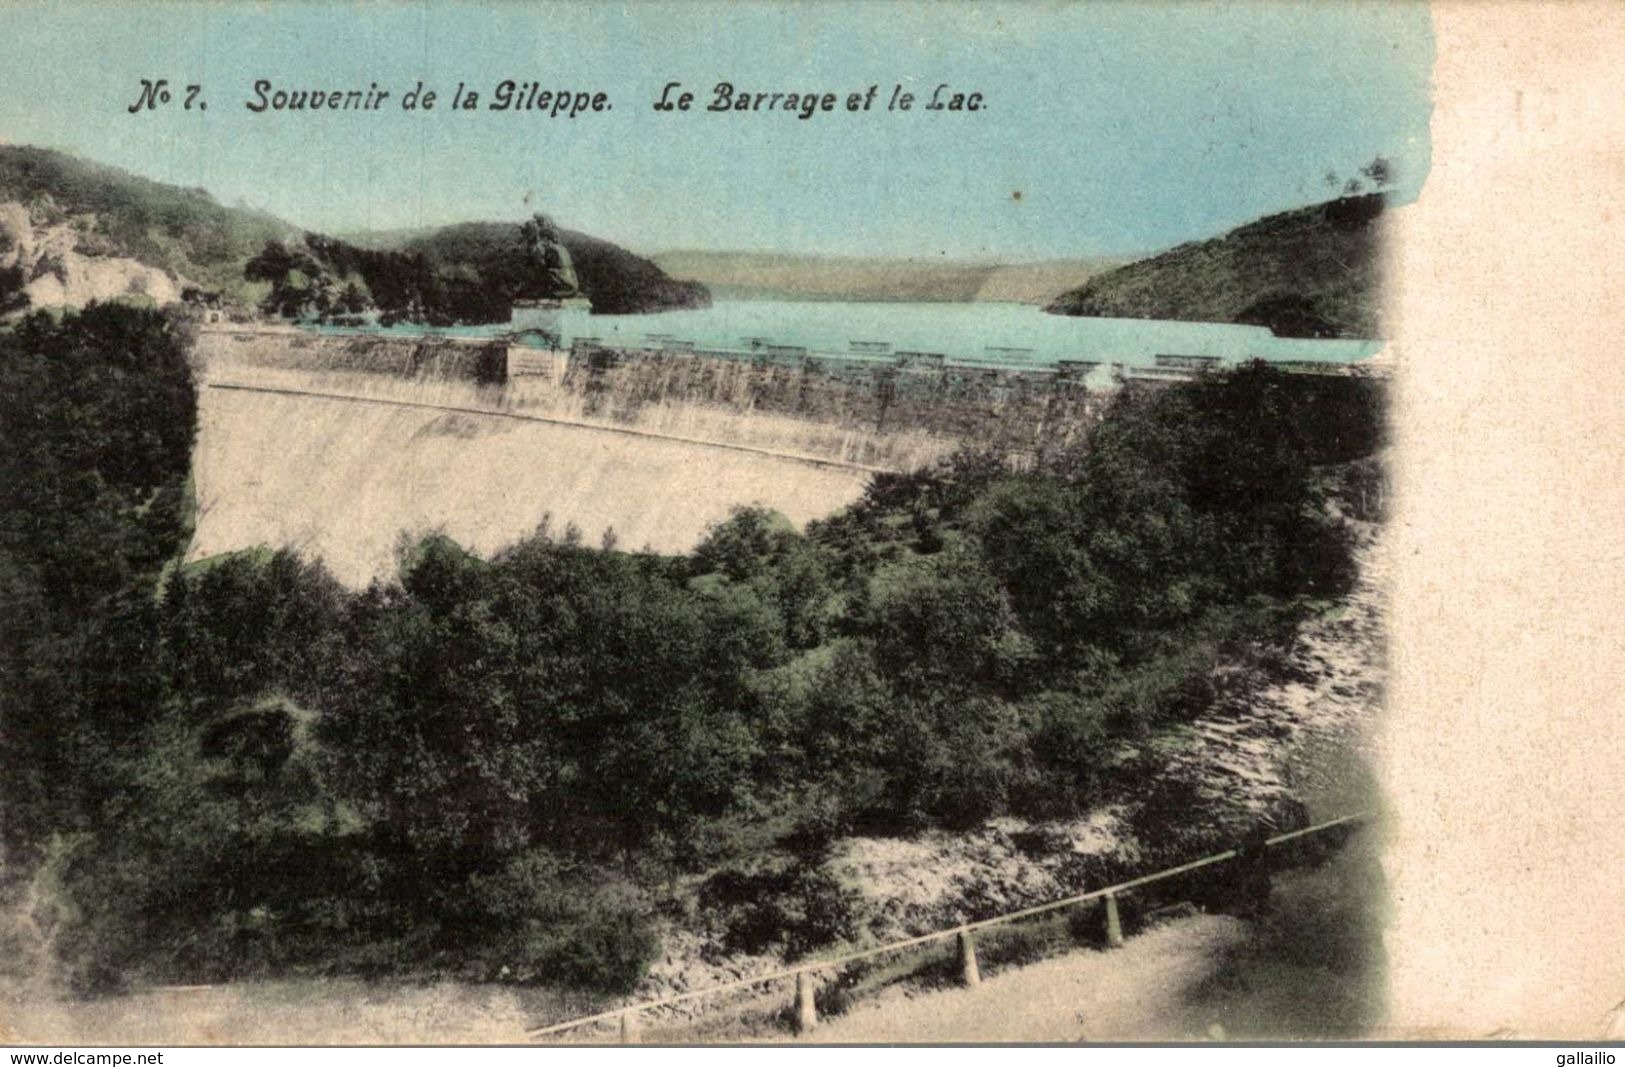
[506,338,1120,460]
[197,323,510,383]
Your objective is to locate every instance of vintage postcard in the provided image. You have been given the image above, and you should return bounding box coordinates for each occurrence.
[0,0,1619,1049]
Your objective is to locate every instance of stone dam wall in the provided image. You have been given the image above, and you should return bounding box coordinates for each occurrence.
[186,327,1378,585]
[189,327,1032,584]
[196,326,509,383]
[195,327,1121,464]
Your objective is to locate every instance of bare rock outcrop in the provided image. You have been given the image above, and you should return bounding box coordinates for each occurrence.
[0,199,186,311]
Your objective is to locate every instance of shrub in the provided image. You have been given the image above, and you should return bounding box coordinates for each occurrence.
[456,851,658,993]
[698,856,861,962]
[1008,690,1111,816]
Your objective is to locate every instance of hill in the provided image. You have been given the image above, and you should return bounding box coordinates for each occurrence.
[0,145,295,305]
[245,222,711,326]
[397,222,710,316]
[0,145,709,320]
[1044,194,1390,339]
[649,250,1120,305]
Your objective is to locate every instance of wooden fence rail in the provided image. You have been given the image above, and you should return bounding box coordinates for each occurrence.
[525,810,1371,1041]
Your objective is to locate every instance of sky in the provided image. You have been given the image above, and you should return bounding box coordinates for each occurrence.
[0,1,1434,261]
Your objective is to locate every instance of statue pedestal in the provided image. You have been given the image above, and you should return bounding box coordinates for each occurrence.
[509,297,592,348]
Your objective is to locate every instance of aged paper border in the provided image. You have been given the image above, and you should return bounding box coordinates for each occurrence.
[1382,0,1625,1040]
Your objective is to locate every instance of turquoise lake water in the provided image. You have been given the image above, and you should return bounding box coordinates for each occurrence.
[322,300,1384,369]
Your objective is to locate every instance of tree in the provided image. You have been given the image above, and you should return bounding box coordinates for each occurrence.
[868,553,1020,695]
[1360,154,1395,189]
[0,264,28,317]
[1324,155,1395,199]
[0,306,197,849]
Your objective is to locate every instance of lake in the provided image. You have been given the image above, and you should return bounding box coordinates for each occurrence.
[322,300,1384,369]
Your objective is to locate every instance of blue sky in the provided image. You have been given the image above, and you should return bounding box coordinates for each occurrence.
[0,1,1433,260]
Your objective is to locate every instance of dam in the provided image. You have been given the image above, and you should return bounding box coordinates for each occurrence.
[188,309,1381,587]
[188,383,877,586]
[189,325,1031,586]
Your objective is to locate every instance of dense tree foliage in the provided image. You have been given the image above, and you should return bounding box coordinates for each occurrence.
[244,235,448,325]
[0,306,197,850]
[0,307,1382,994]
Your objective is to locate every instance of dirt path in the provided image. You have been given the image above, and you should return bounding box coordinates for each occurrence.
[4,980,539,1045]
[801,915,1247,1044]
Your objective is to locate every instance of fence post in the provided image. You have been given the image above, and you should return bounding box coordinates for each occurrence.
[1103,891,1124,949]
[957,929,982,987]
[795,970,818,1034]
[618,1010,639,1045]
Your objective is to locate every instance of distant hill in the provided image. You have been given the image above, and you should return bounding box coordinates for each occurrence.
[1044,194,1391,339]
[649,250,1121,306]
[0,145,295,305]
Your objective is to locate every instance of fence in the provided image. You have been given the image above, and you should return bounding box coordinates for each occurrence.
[526,810,1371,1042]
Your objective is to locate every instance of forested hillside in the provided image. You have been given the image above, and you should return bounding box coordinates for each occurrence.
[240,225,711,324]
[403,223,711,316]
[1045,194,1390,339]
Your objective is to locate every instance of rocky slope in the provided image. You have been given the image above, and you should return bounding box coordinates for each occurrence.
[0,145,709,319]
[0,200,185,310]
[0,145,292,304]
[822,522,1385,938]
